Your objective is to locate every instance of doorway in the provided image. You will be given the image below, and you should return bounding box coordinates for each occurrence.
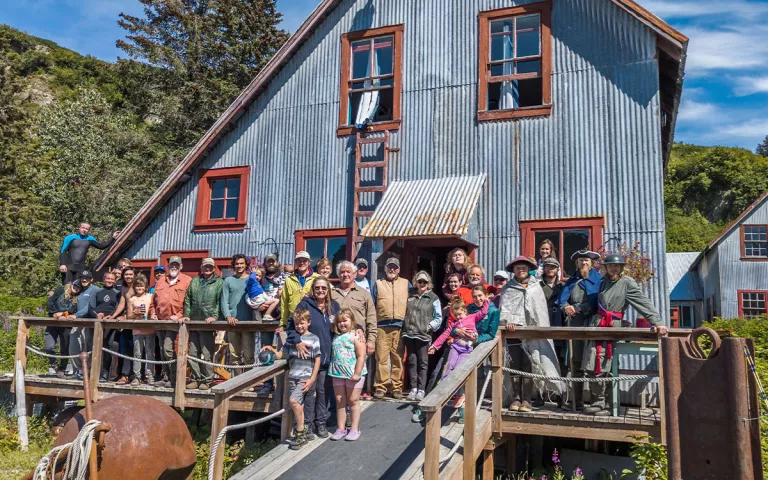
[399,239,476,301]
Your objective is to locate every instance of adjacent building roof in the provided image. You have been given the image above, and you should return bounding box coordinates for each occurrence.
[689,190,768,271]
[666,252,703,301]
[361,175,486,238]
[95,0,688,269]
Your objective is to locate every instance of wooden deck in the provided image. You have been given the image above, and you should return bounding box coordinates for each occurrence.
[22,374,277,412]
[501,402,661,442]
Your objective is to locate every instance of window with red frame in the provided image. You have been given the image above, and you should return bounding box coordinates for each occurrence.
[295,229,351,280]
[520,217,604,277]
[741,225,768,259]
[739,291,768,318]
[194,166,250,232]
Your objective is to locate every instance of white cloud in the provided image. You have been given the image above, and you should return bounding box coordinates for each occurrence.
[685,26,768,74]
[733,76,768,96]
[677,99,718,123]
[721,119,768,138]
[644,0,768,19]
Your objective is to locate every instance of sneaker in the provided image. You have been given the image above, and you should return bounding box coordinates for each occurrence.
[116,376,129,385]
[48,367,57,376]
[330,428,348,441]
[75,371,83,379]
[361,392,372,400]
[458,407,465,424]
[56,370,65,379]
[289,429,308,450]
[345,429,361,441]
[416,390,425,401]
[186,380,199,390]
[411,409,424,423]
[593,408,611,417]
[392,390,403,400]
[306,429,316,441]
[509,400,521,411]
[263,315,275,322]
[406,388,418,401]
[373,390,386,399]
[99,376,108,384]
[198,383,210,391]
[584,401,606,414]
[257,385,273,396]
[130,378,140,386]
[316,424,329,438]
[518,401,533,413]
[452,394,465,408]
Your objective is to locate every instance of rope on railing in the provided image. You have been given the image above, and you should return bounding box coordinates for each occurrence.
[437,369,493,465]
[207,409,285,480]
[502,366,656,383]
[26,345,88,360]
[33,420,102,480]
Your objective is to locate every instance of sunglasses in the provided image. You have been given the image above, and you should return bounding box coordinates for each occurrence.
[357,265,368,270]
[493,277,506,282]
[416,279,428,284]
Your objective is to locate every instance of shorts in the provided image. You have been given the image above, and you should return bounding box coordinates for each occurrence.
[246,293,268,309]
[332,376,365,390]
[288,377,313,404]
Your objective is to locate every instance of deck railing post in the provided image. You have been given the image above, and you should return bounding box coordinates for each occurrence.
[424,409,441,480]
[464,368,478,480]
[210,393,230,480]
[280,371,293,442]
[492,336,502,434]
[90,321,103,401]
[11,318,28,393]
[657,335,667,445]
[174,324,189,410]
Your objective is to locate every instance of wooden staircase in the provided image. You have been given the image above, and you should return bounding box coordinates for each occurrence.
[350,131,391,256]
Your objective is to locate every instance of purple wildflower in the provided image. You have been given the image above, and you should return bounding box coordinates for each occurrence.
[574,467,583,477]
[552,449,560,464]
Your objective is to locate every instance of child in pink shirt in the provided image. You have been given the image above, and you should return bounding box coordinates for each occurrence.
[429,297,489,378]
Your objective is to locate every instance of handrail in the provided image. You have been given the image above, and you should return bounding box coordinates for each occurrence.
[499,326,692,341]
[11,316,279,332]
[419,337,498,413]
[209,360,292,480]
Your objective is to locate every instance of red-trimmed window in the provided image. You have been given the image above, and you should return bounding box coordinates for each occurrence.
[338,25,404,136]
[738,290,768,319]
[131,259,159,288]
[159,250,209,278]
[741,225,768,260]
[295,229,352,280]
[478,1,552,122]
[194,166,250,232]
[214,257,235,279]
[520,217,604,277]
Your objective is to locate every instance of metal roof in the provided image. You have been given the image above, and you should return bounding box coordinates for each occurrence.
[666,252,703,301]
[361,175,486,238]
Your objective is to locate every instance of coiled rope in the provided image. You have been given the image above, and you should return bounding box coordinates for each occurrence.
[33,420,102,480]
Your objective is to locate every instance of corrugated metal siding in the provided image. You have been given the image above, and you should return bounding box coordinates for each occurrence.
[126,0,669,320]
[666,252,702,301]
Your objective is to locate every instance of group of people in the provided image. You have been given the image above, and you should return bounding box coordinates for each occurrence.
[45,222,668,450]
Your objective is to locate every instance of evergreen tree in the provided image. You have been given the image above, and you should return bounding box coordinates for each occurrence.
[116,0,288,145]
[757,135,768,158]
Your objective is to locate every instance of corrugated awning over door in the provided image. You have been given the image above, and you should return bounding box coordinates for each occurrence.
[360,175,486,239]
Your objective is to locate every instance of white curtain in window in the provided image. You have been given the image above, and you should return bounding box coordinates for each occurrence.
[355,44,383,128]
[499,23,516,110]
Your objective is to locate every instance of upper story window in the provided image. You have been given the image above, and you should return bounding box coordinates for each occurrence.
[741,225,768,260]
[520,217,604,277]
[338,25,404,136]
[478,1,552,121]
[193,166,250,232]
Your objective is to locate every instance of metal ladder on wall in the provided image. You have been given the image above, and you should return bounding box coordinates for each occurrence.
[350,131,391,257]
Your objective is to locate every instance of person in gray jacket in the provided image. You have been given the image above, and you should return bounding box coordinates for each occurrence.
[401,271,442,403]
[69,270,99,378]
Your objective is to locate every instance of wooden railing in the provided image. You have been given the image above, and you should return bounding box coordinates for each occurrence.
[418,336,501,480]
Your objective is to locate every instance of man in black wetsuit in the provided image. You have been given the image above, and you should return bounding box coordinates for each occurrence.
[59,223,120,283]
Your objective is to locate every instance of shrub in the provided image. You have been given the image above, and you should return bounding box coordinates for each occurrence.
[0,295,49,374]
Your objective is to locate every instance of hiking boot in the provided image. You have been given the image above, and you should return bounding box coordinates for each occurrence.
[458,407,465,424]
[518,401,533,413]
[452,394,465,408]
[345,429,361,441]
[186,380,199,390]
[130,378,140,386]
[145,376,155,386]
[116,376,129,385]
[48,367,57,376]
[373,390,386,399]
[584,400,606,414]
[416,390,425,401]
[289,429,308,450]
[316,423,329,438]
[198,383,211,391]
[306,428,316,441]
[257,384,273,396]
[509,400,521,411]
[330,428,348,441]
[392,390,403,400]
[99,375,108,384]
[407,388,418,401]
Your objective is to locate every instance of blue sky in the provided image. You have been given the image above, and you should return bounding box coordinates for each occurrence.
[2,0,767,151]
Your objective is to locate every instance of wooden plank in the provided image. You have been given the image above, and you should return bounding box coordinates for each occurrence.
[473,413,493,459]
[356,161,387,169]
[210,393,230,480]
[355,186,386,193]
[420,338,498,413]
[353,211,374,217]
[491,337,502,434]
[11,318,28,394]
[501,417,660,443]
[424,409,441,480]
[500,327,691,341]
[482,450,494,480]
[657,336,667,446]
[464,369,477,480]
[89,321,104,401]
[175,324,189,410]
[280,372,293,442]
[211,360,287,397]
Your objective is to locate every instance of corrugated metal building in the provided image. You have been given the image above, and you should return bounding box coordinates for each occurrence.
[665,252,703,327]
[689,191,768,320]
[96,0,688,323]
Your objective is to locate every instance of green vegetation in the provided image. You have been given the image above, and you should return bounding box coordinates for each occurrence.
[665,143,768,252]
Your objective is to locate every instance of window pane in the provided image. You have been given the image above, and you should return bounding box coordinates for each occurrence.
[742,292,767,318]
[563,229,590,276]
[351,40,371,80]
[490,18,514,34]
[517,77,543,107]
[211,179,226,200]
[305,239,325,270]
[210,199,224,219]
[490,62,514,77]
[516,14,540,57]
[488,81,516,111]
[491,35,514,61]
[681,305,693,328]
[374,36,393,76]
[327,237,347,279]
[348,91,362,124]
[374,88,394,122]
[225,199,239,219]
[226,178,240,199]
[516,60,541,75]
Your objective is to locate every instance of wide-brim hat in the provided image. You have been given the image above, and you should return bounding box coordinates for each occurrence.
[505,255,537,272]
[570,249,600,261]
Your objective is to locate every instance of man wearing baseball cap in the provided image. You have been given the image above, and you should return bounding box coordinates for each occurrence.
[67,270,99,378]
[179,257,223,390]
[354,258,371,292]
[150,256,192,387]
[279,251,319,329]
[491,270,509,308]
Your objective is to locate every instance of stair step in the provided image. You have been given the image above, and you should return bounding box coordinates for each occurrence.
[355,186,386,193]
[356,161,387,169]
